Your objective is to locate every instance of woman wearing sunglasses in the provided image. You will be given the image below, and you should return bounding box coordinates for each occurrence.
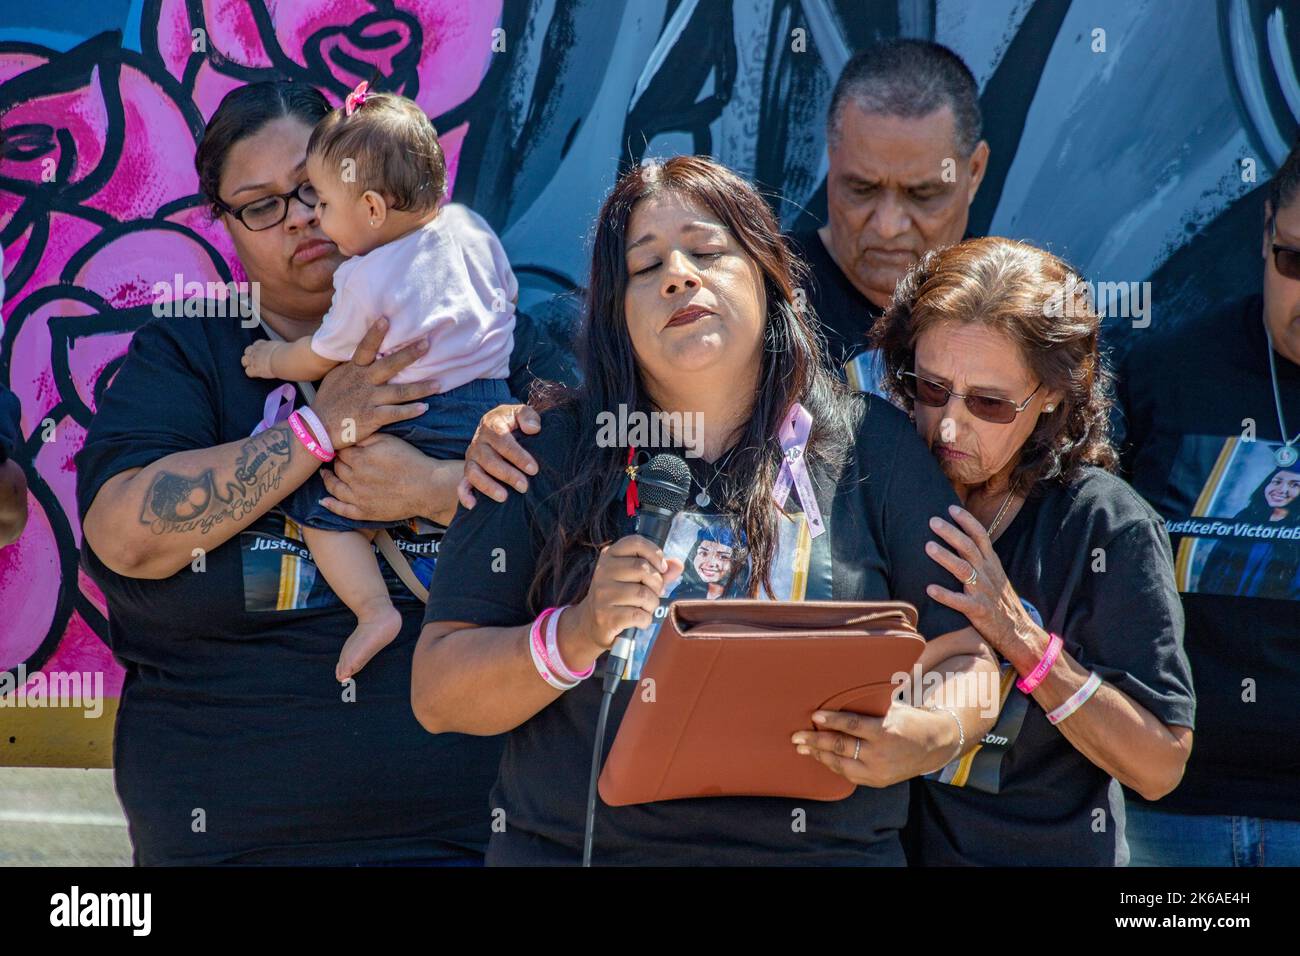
[872,237,1196,866]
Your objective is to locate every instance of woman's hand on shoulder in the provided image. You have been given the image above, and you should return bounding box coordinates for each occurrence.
[457,403,542,508]
[923,504,1033,658]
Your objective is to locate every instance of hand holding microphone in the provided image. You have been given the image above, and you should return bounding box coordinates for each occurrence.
[558,453,692,678]
[599,454,692,690]
[579,452,691,865]
[565,535,671,655]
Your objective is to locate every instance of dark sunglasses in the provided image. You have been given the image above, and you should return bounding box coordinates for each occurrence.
[214,181,319,232]
[1269,216,1300,281]
[898,370,1043,424]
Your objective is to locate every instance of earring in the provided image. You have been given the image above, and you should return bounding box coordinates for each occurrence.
[1045,404,1055,412]
[369,219,376,227]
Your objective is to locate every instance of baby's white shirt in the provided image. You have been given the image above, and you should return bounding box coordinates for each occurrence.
[310,203,517,387]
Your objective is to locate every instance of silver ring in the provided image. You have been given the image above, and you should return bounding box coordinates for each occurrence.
[963,567,978,587]
[852,738,861,761]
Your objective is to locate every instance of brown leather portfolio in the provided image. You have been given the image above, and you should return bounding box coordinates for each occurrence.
[598,600,926,806]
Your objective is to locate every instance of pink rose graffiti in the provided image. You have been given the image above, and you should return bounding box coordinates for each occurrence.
[0,1,500,721]
[147,0,500,199]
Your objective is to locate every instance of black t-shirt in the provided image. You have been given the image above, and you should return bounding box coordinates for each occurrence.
[423,393,971,865]
[907,468,1195,866]
[508,305,580,395]
[785,229,887,395]
[1115,294,1300,821]
[75,313,507,865]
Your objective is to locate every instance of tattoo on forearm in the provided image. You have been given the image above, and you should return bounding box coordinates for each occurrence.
[139,428,294,535]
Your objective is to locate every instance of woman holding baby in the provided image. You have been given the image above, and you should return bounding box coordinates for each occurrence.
[76,81,559,865]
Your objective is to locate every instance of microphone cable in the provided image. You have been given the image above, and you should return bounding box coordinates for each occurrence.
[581,452,691,866]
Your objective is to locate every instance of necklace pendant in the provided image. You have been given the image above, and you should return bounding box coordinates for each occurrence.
[1277,444,1298,468]
[695,490,711,508]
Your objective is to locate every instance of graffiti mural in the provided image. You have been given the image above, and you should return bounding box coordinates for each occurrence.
[1,0,1297,764]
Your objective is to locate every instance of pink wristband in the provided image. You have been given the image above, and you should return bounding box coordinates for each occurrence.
[529,608,576,691]
[295,406,335,457]
[1046,671,1102,725]
[288,411,334,463]
[1016,632,1063,694]
[544,606,594,682]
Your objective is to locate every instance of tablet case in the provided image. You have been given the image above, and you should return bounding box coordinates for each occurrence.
[598,600,926,806]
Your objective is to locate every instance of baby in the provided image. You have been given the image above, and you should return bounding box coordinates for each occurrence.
[242,83,516,682]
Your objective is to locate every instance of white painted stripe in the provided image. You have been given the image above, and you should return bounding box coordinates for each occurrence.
[0,810,126,827]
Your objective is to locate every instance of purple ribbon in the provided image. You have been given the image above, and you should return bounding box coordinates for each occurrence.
[773,402,824,538]
[250,383,297,436]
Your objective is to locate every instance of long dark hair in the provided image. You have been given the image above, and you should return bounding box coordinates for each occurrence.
[1200,467,1300,599]
[1234,467,1300,524]
[674,526,751,600]
[529,156,850,608]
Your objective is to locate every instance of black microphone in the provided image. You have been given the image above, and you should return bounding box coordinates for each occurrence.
[584,452,690,866]
[602,452,692,693]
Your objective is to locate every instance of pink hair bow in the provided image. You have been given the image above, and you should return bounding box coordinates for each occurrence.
[344,80,370,116]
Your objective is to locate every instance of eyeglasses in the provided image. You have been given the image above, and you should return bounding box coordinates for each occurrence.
[1269,216,1300,280]
[214,181,319,232]
[898,370,1043,424]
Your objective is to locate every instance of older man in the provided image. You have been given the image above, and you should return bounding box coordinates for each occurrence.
[789,39,989,394]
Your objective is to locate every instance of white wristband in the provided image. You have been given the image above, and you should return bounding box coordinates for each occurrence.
[529,610,577,691]
[1046,671,1102,725]
[297,406,335,456]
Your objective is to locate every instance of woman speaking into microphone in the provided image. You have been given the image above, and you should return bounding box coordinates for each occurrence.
[411,156,999,865]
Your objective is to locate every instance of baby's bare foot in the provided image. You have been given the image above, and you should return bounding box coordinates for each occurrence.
[336,600,402,682]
